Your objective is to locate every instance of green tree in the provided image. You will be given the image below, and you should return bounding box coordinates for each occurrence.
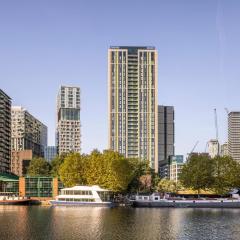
[139,174,152,192]
[179,154,214,195]
[212,156,240,195]
[127,159,150,192]
[59,153,87,187]
[85,150,135,192]
[157,178,179,193]
[51,153,67,177]
[27,157,51,176]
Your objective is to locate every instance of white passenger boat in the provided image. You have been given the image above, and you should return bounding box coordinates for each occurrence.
[50,185,114,207]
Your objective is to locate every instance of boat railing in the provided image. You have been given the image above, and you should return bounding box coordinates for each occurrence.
[0,194,28,201]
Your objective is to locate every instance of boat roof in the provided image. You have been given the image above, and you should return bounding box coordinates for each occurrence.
[62,185,109,192]
[0,173,19,182]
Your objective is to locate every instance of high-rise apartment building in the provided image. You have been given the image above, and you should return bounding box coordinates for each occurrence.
[228,112,240,161]
[158,105,174,176]
[0,89,11,173]
[108,46,158,171]
[207,139,220,158]
[11,106,47,176]
[56,86,81,154]
[11,106,47,156]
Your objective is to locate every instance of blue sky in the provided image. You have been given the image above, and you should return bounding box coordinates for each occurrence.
[1,0,240,155]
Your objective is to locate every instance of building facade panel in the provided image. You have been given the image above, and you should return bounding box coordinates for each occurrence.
[11,150,32,176]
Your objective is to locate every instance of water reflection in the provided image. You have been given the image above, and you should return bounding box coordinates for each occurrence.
[1,206,240,240]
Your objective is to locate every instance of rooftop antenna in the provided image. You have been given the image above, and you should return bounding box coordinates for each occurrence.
[214,108,220,156]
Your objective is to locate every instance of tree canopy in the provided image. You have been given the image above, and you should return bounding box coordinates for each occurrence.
[58,150,136,192]
[179,154,240,195]
[51,153,67,177]
[59,153,87,187]
[27,157,51,176]
[212,156,240,195]
[157,179,179,193]
[179,154,214,194]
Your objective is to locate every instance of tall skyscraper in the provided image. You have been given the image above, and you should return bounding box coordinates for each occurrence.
[207,139,220,158]
[228,112,240,161]
[0,89,11,173]
[158,105,175,177]
[56,86,81,155]
[108,46,158,171]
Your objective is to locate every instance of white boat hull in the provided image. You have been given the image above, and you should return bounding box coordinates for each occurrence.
[50,200,114,207]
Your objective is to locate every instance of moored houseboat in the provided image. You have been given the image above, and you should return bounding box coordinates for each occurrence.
[131,193,240,208]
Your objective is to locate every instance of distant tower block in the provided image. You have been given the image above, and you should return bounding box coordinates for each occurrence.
[56,86,81,155]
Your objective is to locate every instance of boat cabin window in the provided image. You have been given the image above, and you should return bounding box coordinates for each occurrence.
[154,197,159,200]
[58,198,95,202]
[97,191,111,202]
[138,196,142,200]
[144,197,148,200]
[62,190,92,195]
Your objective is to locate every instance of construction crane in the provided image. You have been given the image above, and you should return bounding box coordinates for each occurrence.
[204,142,208,153]
[214,108,219,141]
[190,141,199,154]
[213,108,221,156]
[186,141,199,161]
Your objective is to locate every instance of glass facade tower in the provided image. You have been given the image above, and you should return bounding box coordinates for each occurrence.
[108,46,158,171]
[158,105,175,177]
